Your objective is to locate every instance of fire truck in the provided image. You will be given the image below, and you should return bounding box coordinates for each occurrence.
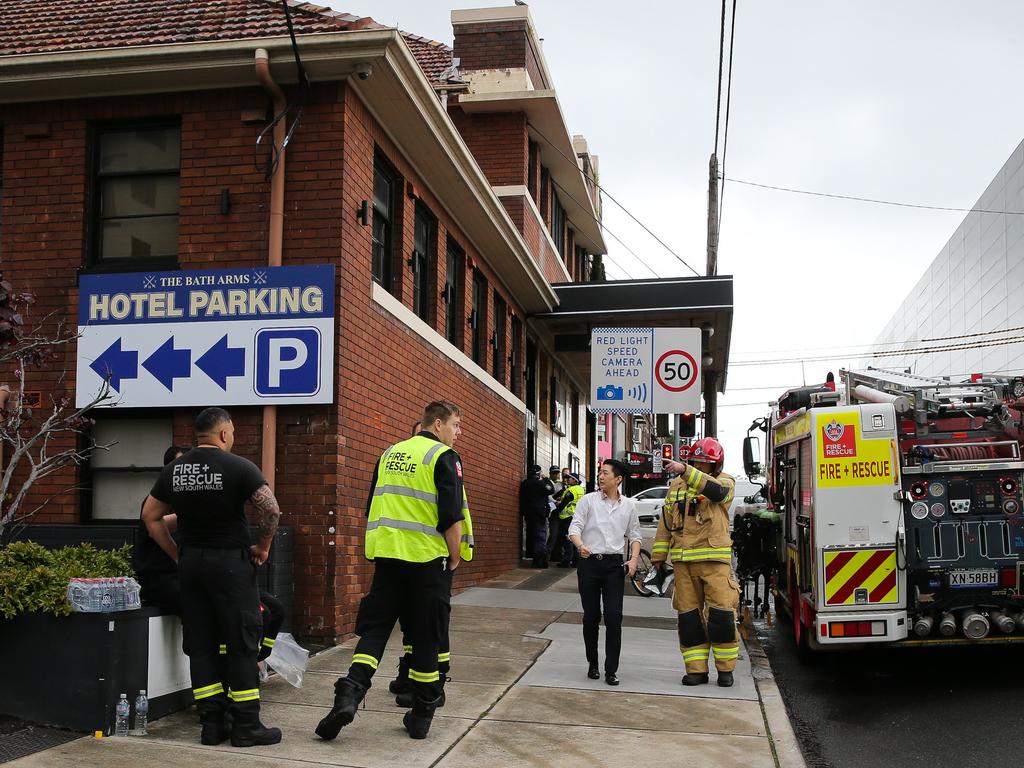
[742,368,1024,651]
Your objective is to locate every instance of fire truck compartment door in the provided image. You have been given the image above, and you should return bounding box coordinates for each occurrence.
[813,404,904,611]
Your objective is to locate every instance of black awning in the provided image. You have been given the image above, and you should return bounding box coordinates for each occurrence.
[530,275,734,394]
[537,276,732,318]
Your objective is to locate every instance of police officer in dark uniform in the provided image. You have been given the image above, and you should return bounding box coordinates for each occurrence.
[316,400,469,742]
[142,407,283,748]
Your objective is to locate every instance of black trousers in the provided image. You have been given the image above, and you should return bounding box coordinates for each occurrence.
[179,547,262,723]
[549,517,573,564]
[577,555,626,674]
[398,568,453,677]
[346,557,449,702]
[525,509,549,563]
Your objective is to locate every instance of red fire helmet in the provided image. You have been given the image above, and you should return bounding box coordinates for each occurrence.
[688,437,724,474]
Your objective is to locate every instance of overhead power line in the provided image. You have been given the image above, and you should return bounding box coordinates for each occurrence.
[731,324,1024,358]
[718,0,737,231]
[724,177,1024,216]
[549,177,659,279]
[714,0,727,158]
[730,334,1024,367]
[527,123,702,277]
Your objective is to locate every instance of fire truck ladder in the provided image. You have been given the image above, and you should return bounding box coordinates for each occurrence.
[841,368,1003,421]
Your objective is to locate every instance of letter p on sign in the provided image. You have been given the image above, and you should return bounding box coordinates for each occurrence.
[255,327,321,397]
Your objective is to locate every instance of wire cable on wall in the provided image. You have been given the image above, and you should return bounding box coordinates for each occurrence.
[256,0,312,179]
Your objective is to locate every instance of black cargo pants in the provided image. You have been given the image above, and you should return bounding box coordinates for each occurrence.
[179,547,262,724]
[346,557,449,702]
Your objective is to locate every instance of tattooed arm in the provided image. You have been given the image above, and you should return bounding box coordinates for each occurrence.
[248,483,281,566]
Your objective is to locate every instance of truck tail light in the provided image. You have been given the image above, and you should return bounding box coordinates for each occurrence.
[1001,568,1017,588]
[828,620,885,638]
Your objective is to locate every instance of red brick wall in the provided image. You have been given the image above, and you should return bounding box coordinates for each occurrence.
[452,19,546,90]
[448,109,527,188]
[1,81,528,643]
[335,86,527,640]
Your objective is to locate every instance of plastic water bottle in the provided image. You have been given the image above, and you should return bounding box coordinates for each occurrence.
[115,694,130,736]
[132,691,148,736]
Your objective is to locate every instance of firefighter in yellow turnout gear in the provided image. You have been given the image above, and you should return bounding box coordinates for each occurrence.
[652,437,739,687]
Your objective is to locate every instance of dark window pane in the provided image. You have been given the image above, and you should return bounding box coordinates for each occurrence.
[94,124,181,263]
[413,204,435,322]
[493,293,506,382]
[99,128,180,173]
[445,239,463,345]
[102,176,178,217]
[101,216,179,259]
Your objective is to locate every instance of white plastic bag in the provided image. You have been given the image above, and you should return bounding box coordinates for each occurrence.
[265,633,309,688]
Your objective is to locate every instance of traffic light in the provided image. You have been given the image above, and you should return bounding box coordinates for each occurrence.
[680,412,696,438]
[661,443,673,460]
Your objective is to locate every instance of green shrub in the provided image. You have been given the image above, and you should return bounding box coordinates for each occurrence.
[0,541,133,619]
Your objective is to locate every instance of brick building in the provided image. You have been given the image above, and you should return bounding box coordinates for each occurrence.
[0,1,733,642]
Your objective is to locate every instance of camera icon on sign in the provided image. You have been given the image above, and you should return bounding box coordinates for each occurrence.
[596,385,624,401]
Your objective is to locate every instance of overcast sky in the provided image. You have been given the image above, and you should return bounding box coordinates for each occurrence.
[337,0,1024,475]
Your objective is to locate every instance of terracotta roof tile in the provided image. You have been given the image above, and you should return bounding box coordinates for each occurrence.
[0,1,452,93]
[0,0,382,57]
[400,32,454,86]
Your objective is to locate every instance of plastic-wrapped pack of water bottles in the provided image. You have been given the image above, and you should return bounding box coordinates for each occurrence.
[67,577,142,612]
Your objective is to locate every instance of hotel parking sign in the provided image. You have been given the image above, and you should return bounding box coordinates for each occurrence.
[76,266,335,408]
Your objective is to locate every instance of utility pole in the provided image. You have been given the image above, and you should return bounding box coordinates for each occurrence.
[706,153,719,277]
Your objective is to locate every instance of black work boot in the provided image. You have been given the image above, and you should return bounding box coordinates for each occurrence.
[402,695,442,739]
[230,717,282,748]
[681,672,710,686]
[315,678,366,741]
[396,687,446,709]
[717,671,734,687]
[389,656,412,694]
[199,709,230,746]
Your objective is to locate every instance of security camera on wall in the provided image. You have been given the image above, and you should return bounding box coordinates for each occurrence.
[355,63,372,80]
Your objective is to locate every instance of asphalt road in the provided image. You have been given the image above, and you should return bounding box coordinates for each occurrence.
[757,615,1024,768]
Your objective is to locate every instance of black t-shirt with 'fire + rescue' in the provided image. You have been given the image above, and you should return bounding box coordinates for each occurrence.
[150,447,266,549]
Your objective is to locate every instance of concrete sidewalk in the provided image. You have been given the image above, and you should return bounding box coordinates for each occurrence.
[9,567,803,768]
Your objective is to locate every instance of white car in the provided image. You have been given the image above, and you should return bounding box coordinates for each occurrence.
[631,485,669,525]
[729,479,767,524]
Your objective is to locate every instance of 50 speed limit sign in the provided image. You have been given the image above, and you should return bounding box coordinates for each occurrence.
[656,349,698,392]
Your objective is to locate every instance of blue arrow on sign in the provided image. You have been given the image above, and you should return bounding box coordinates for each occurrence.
[196,334,246,391]
[143,337,191,392]
[89,338,138,392]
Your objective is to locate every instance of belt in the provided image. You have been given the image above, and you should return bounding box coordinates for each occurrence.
[592,553,623,561]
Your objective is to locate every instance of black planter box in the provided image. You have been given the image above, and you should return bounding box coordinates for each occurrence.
[0,607,192,733]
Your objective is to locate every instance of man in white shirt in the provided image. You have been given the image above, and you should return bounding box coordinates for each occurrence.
[568,458,642,686]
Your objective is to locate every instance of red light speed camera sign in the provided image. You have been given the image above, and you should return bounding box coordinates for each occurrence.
[591,327,701,414]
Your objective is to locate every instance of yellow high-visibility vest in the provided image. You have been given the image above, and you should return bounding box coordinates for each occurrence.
[559,485,585,520]
[366,435,474,562]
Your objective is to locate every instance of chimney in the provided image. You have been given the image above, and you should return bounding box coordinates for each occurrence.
[451,6,551,91]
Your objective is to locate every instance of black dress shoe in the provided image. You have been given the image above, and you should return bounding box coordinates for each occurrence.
[605,672,620,686]
[587,663,600,680]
